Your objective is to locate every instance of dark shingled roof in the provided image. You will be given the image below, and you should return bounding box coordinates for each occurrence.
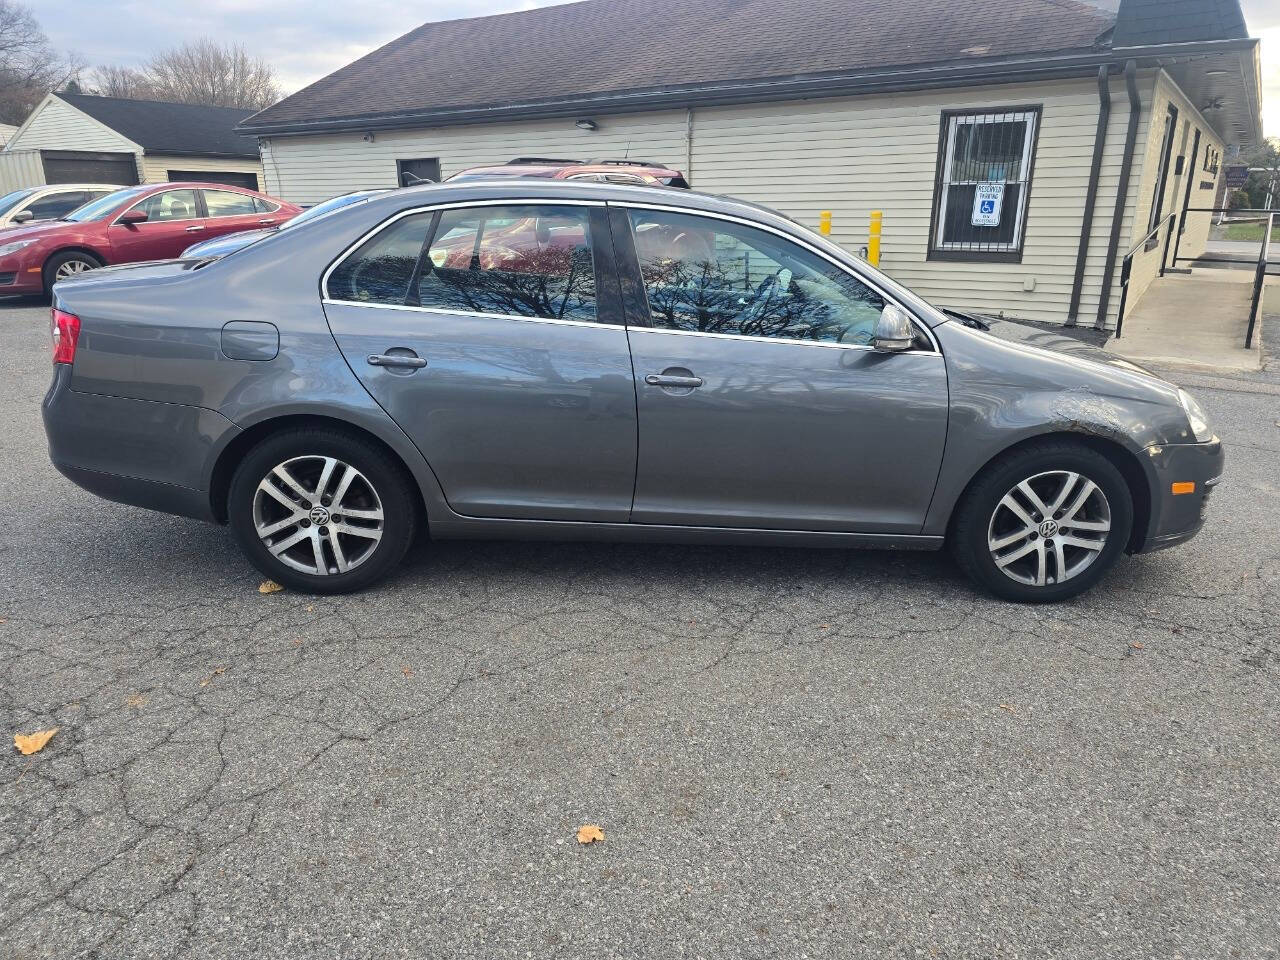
[241,0,1115,133]
[57,93,260,158]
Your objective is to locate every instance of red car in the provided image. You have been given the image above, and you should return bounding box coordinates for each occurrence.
[0,182,301,296]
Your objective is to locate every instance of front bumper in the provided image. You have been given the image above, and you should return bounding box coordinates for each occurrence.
[1133,438,1224,553]
[0,261,43,294]
[42,364,239,522]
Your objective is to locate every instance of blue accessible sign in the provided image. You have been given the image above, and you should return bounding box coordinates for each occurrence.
[971,182,1004,227]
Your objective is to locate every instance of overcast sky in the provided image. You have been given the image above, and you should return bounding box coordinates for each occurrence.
[40,0,1280,137]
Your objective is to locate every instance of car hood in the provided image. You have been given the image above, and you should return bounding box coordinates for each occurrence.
[0,219,84,243]
[979,317,1167,382]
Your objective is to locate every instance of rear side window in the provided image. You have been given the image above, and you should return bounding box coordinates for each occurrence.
[203,190,257,217]
[416,204,597,322]
[326,212,434,304]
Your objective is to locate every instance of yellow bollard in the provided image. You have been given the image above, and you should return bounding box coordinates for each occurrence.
[868,210,882,267]
[818,210,832,236]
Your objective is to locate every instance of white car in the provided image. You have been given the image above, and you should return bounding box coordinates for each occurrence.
[0,184,119,230]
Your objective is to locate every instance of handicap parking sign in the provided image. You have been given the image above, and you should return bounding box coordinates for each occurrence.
[972,183,1004,227]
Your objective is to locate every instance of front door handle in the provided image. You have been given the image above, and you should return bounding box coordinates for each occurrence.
[645,373,703,388]
[258,218,277,225]
[184,225,205,232]
[367,353,427,369]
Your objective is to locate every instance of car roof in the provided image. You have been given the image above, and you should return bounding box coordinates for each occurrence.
[31,183,123,192]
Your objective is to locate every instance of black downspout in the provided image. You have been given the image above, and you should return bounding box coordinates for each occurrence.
[1096,60,1141,331]
[1066,65,1112,326]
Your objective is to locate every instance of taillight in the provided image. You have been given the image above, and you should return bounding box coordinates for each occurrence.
[51,308,80,365]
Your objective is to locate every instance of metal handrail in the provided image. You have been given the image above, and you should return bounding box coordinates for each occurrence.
[1114,212,1178,339]
[1245,211,1274,350]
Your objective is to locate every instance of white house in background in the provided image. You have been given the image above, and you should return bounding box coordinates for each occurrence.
[0,123,17,148]
[239,0,1263,331]
[1,93,265,192]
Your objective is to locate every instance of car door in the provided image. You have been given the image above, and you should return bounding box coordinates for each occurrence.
[322,200,637,522]
[200,188,273,241]
[107,188,202,262]
[613,204,948,534]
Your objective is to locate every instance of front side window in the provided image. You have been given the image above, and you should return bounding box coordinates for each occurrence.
[930,107,1040,261]
[203,190,258,217]
[627,209,886,345]
[132,189,198,222]
[326,212,434,304]
[416,204,597,322]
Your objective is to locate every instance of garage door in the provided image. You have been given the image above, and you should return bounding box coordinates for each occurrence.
[42,151,139,185]
[167,170,259,190]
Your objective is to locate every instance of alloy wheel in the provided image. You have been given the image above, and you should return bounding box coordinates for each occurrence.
[54,259,95,281]
[986,470,1111,587]
[252,455,384,575]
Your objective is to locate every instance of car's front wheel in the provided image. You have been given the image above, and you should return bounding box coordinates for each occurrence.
[228,428,418,593]
[950,440,1134,602]
[43,250,103,292]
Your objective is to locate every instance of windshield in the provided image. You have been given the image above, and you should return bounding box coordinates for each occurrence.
[64,186,149,222]
[0,189,38,218]
[281,192,378,230]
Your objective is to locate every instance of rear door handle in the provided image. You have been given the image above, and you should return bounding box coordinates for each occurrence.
[258,218,277,225]
[367,353,427,369]
[645,373,703,388]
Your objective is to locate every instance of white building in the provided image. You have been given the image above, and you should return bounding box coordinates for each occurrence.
[239,0,1263,331]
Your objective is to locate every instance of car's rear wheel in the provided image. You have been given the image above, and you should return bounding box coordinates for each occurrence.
[950,440,1133,602]
[228,428,417,593]
[43,250,103,292]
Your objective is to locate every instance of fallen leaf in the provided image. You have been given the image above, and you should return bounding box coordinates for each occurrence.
[200,667,226,687]
[999,704,1017,713]
[125,693,147,708]
[305,604,314,612]
[401,665,414,678]
[1131,641,1144,650]
[14,728,58,755]
[576,824,605,845]
[258,580,284,594]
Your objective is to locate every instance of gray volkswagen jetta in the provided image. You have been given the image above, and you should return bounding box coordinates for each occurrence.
[42,180,1222,600]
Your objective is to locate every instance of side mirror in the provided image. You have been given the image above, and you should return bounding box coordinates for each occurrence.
[11,210,34,224]
[118,209,148,225]
[872,303,916,353]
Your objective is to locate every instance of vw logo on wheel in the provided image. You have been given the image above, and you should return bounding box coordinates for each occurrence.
[309,505,331,525]
[1038,519,1059,538]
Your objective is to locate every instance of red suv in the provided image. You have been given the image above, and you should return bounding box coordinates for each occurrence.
[0,182,301,296]
[447,158,690,188]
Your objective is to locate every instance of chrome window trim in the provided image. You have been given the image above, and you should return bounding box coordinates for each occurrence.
[614,199,942,356]
[321,298,610,331]
[320,197,606,302]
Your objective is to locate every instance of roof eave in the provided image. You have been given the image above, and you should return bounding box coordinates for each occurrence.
[237,37,1260,138]
[139,147,261,160]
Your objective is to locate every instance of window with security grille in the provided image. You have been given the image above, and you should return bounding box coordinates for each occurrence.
[929,107,1041,262]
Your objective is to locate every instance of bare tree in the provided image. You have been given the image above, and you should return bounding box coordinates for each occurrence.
[0,0,85,125]
[141,39,280,110]
[87,64,157,101]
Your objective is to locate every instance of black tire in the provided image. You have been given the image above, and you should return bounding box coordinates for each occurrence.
[43,250,104,293]
[949,440,1134,603]
[228,427,418,594]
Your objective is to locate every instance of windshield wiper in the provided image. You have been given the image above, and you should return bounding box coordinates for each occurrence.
[942,308,991,331]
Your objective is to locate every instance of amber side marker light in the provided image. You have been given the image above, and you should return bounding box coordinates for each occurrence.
[1171,482,1196,495]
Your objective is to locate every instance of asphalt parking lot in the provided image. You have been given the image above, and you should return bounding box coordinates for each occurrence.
[1,298,1278,959]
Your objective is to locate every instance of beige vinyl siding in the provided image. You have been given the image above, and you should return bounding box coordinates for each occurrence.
[259,72,1194,329]
[0,149,45,192]
[139,153,266,186]
[260,110,691,204]
[1122,71,1225,315]
[7,96,140,155]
